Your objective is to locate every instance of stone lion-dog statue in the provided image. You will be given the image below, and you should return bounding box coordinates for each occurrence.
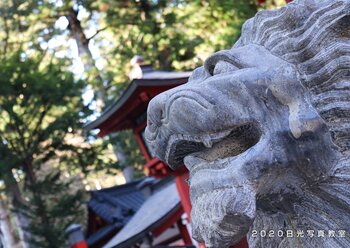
[145,0,350,247]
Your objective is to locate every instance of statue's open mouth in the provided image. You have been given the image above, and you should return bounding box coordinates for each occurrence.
[165,123,261,169]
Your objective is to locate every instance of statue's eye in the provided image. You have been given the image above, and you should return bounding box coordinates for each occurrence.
[204,52,242,76]
[212,61,239,76]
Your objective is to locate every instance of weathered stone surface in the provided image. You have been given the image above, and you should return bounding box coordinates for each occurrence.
[145,0,350,247]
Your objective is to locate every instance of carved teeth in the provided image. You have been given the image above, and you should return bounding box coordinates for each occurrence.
[165,128,251,167]
[202,136,213,148]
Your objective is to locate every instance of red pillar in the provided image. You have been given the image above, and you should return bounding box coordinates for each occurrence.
[177,219,193,245]
[65,224,88,248]
[133,128,151,162]
[72,241,88,248]
[174,166,192,218]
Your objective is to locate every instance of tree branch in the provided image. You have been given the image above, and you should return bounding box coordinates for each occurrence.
[87,27,108,41]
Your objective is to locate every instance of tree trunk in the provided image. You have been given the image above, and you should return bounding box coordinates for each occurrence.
[3,173,30,248]
[0,197,16,248]
[65,7,132,182]
[24,161,57,248]
[65,7,106,112]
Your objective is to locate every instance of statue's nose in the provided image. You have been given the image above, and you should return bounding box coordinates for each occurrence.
[146,94,166,135]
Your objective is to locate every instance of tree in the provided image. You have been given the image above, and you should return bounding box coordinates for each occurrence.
[0,1,117,245]
[77,0,259,95]
[0,51,105,247]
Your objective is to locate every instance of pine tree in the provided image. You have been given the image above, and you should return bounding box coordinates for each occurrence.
[0,51,98,247]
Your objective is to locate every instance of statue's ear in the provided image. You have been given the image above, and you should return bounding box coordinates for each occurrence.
[188,66,211,83]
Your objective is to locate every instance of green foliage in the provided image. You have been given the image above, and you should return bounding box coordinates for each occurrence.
[25,172,85,248]
[76,0,258,100]
[109,130,146,171]
[0,52,85,168]
[0,52,102,247]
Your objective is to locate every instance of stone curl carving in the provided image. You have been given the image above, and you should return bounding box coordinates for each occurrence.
[145,0,350,247]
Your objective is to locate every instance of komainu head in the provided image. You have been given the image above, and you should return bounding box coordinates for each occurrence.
[146,0,350,247]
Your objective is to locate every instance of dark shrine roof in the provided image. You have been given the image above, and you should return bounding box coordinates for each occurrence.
[88,178,147,224]
[87,224,120,247]
[86,177,178,247]
[103,178,180,248]
[85,70,191,136]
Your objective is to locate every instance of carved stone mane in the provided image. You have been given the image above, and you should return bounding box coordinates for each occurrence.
[236,0,350,153]
[238,2,350,247]
[145,0,350,247]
